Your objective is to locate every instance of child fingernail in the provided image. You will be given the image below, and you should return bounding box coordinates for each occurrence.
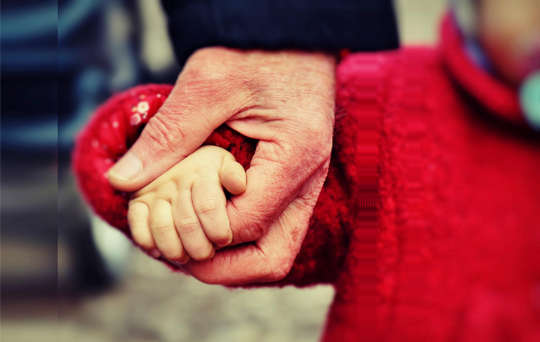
[217,235,233,248]
[170,260,184,268]
[170,255,189,267]
[150,248,161,258]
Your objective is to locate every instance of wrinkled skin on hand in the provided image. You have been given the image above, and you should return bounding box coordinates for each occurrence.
[107,48,336,284]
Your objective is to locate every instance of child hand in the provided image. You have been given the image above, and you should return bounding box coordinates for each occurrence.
[127,146,247,264]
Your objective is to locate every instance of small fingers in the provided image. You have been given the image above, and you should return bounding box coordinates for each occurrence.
[220,156,247,195]
[173,189,215,261]
[192,176,232,248]
[128,201,157,253]
[185,193,313,285]
[149,198,187,262]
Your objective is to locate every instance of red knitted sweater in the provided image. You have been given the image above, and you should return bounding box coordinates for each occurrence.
[73,16,540,341]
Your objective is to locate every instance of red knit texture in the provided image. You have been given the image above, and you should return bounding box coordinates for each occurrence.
[73,15,540,342]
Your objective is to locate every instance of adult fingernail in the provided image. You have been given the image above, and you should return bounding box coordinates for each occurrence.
[108,153,142,181]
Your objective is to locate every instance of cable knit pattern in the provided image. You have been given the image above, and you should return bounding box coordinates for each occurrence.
[73,15,540,342]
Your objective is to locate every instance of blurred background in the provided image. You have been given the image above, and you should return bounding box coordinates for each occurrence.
[1,1,446,341]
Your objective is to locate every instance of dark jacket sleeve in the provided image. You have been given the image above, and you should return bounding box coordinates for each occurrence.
[160,0,399,65]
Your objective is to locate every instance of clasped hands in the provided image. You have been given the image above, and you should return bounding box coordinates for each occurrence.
[107,47,336,285]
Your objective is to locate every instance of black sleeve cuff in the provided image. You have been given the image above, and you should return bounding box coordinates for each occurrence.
[161,0,399,65]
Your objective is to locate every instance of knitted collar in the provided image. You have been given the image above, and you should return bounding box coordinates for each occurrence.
[440,13,524,125]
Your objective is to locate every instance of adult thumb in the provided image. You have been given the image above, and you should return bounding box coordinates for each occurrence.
[107,93,220,192]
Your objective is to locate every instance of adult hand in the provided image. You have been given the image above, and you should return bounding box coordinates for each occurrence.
[108,47,336,284]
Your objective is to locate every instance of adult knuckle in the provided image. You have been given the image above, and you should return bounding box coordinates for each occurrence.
[250,221,267,239]
[297,139,331,169]
[191,66,229,84]
[188,48,236,72]
[237,210,267,239]
[184,53,232,84]
[303,119,332,155]
[183,53,246,96]
[188,47,217,65]
[144,113,186,154]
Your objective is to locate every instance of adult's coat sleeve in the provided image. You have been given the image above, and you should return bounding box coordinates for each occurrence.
[160,0,399,65]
